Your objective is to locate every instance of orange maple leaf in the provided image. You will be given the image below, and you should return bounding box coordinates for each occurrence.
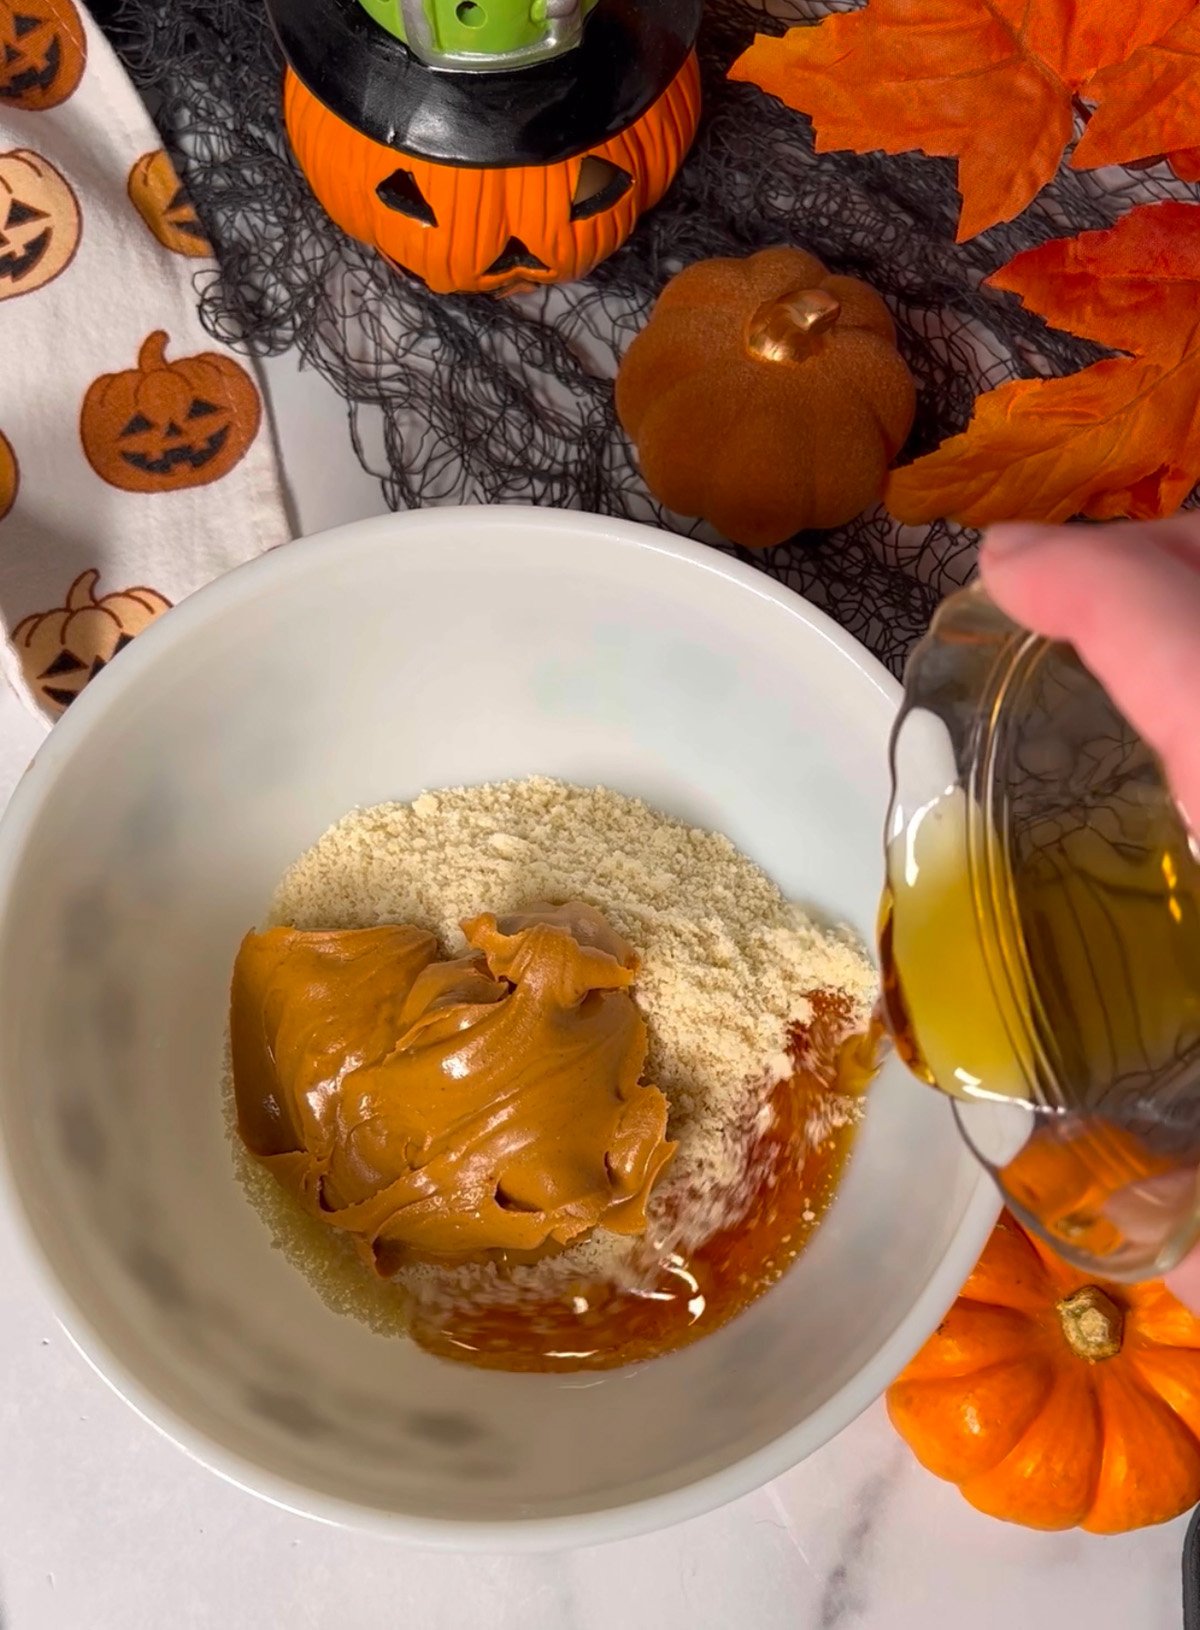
[1072,8,1200,171]
[729,0,1194,240]
[885,202,1200,527]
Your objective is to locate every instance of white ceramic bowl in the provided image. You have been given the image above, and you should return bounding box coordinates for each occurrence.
[0,507,997,1547]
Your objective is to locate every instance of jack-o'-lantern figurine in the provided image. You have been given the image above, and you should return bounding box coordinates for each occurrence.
[267,0,702,296]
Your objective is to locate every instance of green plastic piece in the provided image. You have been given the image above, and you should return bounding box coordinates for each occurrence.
[356,0,597,63]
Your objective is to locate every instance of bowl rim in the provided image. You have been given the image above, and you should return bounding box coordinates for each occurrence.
[0,505,1000,1550]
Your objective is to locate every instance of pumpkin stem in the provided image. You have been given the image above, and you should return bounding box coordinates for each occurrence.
[1058,1285,1124,1361]
[137,330,171,373]
[746,286,842,364]
[66,569,101,612]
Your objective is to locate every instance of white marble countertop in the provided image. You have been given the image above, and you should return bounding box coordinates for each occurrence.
[0,353,1190,1630]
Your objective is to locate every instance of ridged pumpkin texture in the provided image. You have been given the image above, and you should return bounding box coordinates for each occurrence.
[283,55,700,297]
[616,246,916,548]
[887,1211,1200,1533]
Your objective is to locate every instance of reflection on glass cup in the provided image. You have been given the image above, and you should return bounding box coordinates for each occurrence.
[880,585,1200,1279]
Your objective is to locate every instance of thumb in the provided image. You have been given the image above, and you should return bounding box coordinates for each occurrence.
[980,520,1200,832]
[1168,1248,1200,1314]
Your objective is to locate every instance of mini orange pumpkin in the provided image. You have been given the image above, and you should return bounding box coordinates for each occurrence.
[282,54,700,297]
[80,331,262,493]
[616,246,916,548]
[998,1120,1177,1268]
[0,147,80,300]
[12,569,171,713]
[0,428,16,522]
[887,1211,1200,1533]
[127,150,212,259]
[0,0,85,112]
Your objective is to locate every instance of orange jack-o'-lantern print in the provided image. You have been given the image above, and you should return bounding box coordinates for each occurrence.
[0,148,80,300]
[12,569,172,714]
[128,150,212,259]
[80,331,262,493]
[0,430,17,523]
[0,0,86,112]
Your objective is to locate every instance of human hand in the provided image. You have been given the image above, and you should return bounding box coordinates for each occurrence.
[980,517,1200,834]
[979,516,1200,1307]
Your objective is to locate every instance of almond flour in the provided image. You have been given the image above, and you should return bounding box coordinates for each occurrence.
[263,777,876,1309]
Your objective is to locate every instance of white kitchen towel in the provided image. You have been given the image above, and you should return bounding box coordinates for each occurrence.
[0,0,289,719]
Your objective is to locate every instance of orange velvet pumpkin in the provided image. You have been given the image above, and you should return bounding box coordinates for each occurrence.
[887,1211,1200,1533]
[282,55,700,297]
[616,246,916,548]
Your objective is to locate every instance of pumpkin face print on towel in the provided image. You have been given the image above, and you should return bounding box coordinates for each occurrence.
[0,430,16,522]
[127,150,212,259]
[80,331,262,492]
[13,569,171,713]
[0,0,288,726]
[0,148,79,299]
[0,0,85,112]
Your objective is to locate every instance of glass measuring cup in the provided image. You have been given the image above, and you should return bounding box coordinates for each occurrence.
[880,584,1200,1279]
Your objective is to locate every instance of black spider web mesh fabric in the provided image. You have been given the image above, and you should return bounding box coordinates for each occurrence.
[101,0,1196,674]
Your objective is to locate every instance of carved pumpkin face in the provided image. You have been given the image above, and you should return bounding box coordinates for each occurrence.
[80,330,262,493]
[0,428,16,522]
[0,0,86,112]
[12,569,172,714]
[128,149,212,259]
[0,147,80,300]
[283,53,700,296]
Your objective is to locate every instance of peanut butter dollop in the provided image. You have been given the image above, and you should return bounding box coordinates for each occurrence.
[230,903,676,1272]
